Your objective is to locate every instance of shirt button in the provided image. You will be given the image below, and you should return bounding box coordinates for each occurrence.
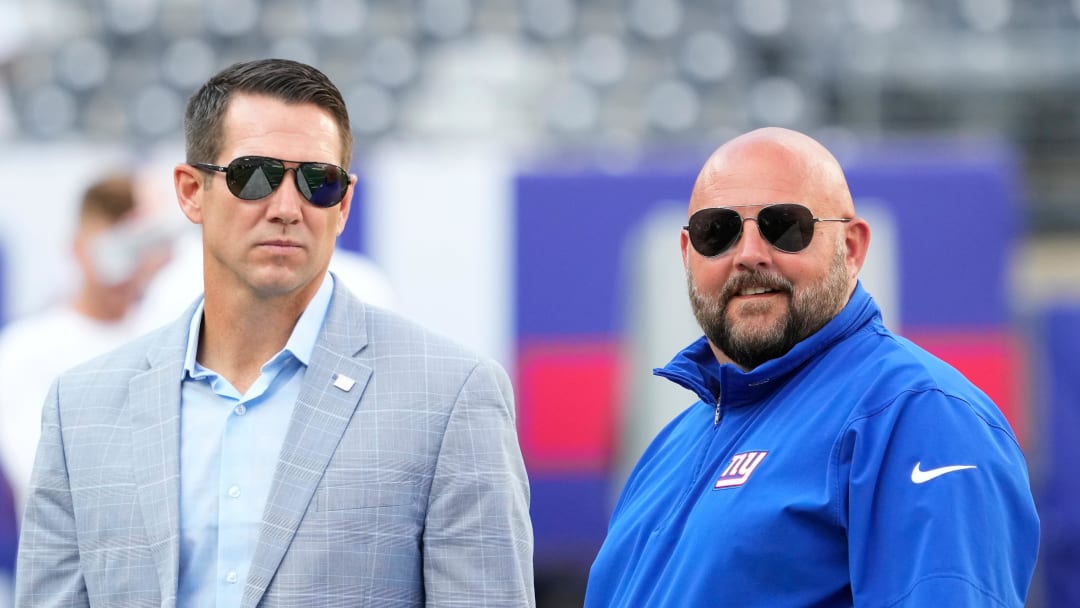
[234,404,247,416]
[226,570,238,584]
[228,485,241,499]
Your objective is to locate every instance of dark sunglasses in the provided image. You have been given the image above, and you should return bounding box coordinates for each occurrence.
[193,156,351,208]
[684,203,852,256]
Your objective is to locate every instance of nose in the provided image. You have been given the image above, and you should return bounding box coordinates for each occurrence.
[730,216,772,270]
[266,168,303,224]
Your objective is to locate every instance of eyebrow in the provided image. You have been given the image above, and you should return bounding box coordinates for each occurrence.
[715,202,796,208]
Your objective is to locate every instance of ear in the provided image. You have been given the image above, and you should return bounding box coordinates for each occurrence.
[334,173,357,236]
[174,163,205,224]
[844,218,871,280]
[680,228,692,270]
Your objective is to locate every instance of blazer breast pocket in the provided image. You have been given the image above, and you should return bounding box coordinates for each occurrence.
[315,480,421,512]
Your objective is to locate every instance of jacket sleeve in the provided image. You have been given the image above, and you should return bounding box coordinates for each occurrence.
[842,388,1039,607]
[422,358,535,607]
[14,380,89,607]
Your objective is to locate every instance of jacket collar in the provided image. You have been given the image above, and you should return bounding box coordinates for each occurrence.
[654,281,881,408]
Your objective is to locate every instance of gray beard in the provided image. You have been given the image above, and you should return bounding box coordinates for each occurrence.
[687,239,850,370]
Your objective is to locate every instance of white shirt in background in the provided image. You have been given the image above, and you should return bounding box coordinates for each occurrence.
[0,306,145,515]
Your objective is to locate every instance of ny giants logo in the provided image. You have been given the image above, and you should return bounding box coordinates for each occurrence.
[714,450,769,489]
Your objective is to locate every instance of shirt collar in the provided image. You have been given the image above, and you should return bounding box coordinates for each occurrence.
[182,273,336,376]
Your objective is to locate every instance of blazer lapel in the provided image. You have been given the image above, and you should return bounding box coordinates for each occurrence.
[242,280,372,607]
[128,308,193,606]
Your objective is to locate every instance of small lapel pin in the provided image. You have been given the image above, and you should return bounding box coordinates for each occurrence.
[332,373,356,392]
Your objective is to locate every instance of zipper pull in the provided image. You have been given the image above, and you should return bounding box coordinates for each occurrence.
[713,397,721,427]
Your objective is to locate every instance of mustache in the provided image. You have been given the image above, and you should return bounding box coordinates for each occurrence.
[719,270,793,303]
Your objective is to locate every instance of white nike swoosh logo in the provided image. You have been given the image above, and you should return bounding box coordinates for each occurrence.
[911,462,977,484]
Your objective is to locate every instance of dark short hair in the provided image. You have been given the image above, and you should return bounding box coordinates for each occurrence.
[184,58,352,168]
[79,174,136,225]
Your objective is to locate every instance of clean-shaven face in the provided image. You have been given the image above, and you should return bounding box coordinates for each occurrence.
[196,93,352,301]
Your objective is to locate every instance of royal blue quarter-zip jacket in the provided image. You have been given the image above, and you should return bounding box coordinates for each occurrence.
[585,283,1039,607]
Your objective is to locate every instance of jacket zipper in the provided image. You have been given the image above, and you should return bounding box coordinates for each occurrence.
[713,394,722,427]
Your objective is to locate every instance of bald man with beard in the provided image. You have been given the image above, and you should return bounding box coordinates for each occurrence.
[585,128,1039,608]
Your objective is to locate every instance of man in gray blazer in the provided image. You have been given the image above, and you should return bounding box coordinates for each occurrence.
[15,58,534,607]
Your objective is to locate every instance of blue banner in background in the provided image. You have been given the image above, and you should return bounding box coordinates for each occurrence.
[1035,303,1080,608]
[0,464,16,594]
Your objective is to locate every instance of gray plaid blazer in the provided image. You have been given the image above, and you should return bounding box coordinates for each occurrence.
[15,278,534,607]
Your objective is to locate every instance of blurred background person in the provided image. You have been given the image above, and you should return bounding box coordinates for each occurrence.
[0,173,170,515]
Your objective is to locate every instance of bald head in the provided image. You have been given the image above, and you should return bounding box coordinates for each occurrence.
[690,127,855,219]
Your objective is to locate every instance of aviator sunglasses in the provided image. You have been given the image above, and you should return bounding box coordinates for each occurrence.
[193,156,351,208]
[684,203,852,257]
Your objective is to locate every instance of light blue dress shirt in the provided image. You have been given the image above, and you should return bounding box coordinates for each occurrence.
[177,275,334,608]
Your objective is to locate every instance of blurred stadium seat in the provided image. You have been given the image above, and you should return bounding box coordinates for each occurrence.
[3,0,1079,228]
